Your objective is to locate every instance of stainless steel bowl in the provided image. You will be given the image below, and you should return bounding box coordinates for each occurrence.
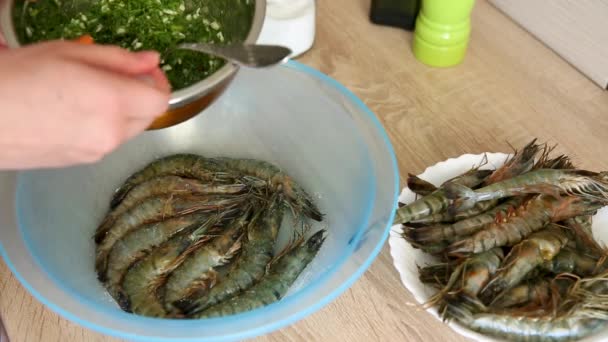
[0,0,266,129]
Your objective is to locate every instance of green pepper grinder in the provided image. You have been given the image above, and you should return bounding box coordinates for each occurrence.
[412,0,475,67]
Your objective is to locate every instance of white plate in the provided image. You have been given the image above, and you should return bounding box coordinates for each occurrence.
[388,153,608,342]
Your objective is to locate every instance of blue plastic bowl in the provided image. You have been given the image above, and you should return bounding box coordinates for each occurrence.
[0,61,399,341]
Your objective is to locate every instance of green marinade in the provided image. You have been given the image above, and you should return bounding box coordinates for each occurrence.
[12,0,254,90]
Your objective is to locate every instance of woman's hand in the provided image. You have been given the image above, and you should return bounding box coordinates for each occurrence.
[0,40,171,169]
[0,28,5,48]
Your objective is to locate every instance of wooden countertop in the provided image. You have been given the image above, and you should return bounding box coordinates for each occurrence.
[1,1,607,341]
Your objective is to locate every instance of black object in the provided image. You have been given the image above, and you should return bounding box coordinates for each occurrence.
[369,0,421,31]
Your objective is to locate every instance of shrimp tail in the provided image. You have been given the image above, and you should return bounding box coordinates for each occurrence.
[417,262,454,287]
[441,294,486,323]
[443,183,478,213]
[298,195,324,222]
[402,225,440,244]
[407,174,437,196]
[444,239,473,255]
[442,301,472,324]
[117,290,132,313]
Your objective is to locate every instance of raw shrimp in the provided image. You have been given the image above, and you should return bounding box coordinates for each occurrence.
[411,138,541,225]
[194,229,326,318]
[94,176,248,243]
[492,278,552,309]
[408,199,500,225]
[393,169,492,225]
[176,195,284,315]
[404,197,524,245]
[428,248,503,312]
[163,212,250,313]
[435,138,541,221]
[480,226,569,304]
[409,142,565,226]
[407,174,497,218]
[119,216,221,316]
[444,169,608,212]
[95,194,249,280]
[103,212,219,300]
[446,195,602,255]
[541,248,607,277]
[448,271,608,341]
[449,303,605,342]
[110,154,235,208]
[563,216,605,258]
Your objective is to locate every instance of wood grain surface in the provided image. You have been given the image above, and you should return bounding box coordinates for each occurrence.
[2,1,607,341]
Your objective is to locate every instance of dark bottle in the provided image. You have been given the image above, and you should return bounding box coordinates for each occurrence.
[369,0,421,31]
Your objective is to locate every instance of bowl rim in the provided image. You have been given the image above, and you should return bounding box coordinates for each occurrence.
[0,60,400,341]
[0,0,267,110]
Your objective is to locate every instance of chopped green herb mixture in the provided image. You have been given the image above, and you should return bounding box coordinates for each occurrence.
[12,0,254,90]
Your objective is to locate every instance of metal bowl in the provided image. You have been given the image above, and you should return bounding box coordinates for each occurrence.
[0,0,266,129]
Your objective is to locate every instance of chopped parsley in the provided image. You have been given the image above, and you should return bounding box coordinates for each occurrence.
[12,0,255,90]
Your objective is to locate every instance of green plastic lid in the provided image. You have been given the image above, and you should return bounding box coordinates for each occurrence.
[412,0,476,67]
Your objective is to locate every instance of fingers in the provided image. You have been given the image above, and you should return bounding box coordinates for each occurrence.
[21,41,171,144]
[125,117,158,139]
[54,41,172,93]
[36,41,162,75]
[64,46,162,75]
[56,57,170,143]
[57,41,172,128]
[14,40,170,91]
[116,77,170,119]
[137,68,172,93]
[98,70,170,136]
